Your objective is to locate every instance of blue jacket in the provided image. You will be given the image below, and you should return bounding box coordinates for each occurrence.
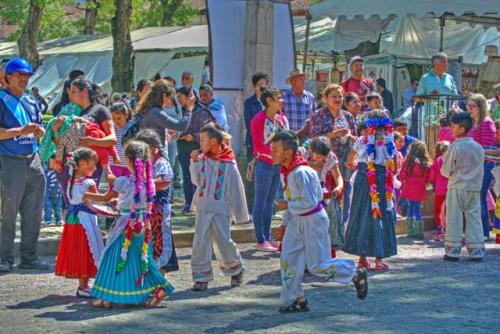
[0,89,42,156]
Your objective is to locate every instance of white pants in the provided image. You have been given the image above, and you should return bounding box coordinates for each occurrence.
[280,209,356,302]
[191,210,243,282]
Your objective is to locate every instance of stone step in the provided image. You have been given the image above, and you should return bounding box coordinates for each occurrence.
[12,216,436,257]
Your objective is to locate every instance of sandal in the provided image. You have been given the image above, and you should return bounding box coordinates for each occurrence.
[357,258,373,271]
[92,299,112,308]
[374,263,389,272]
[353,268,368,300]
[231,270,244,287]
[279,298,309,313]
[192,281,208,291]
[144,288,166,307]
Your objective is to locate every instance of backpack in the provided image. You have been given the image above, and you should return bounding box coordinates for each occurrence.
[122,112,143,145]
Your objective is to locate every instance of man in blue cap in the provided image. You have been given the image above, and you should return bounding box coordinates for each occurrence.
[0,57,48,272]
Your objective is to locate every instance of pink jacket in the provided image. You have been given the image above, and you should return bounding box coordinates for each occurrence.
[438,127,454,143]
[400,161,429,202]
[428,156,448,196]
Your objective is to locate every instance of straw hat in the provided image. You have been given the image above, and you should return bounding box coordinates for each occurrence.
[286,68,308,84]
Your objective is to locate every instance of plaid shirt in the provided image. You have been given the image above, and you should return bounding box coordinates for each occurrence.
[282,89,316,131]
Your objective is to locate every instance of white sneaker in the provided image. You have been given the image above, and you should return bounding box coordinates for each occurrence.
[76,287,91,298]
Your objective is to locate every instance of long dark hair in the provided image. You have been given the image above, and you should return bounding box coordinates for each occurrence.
[71,78,101,104]
[136,80,175,115]
[405,140,432,177]
[68,147,98,199]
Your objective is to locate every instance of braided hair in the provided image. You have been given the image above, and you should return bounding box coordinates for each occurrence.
[134,128,166,158]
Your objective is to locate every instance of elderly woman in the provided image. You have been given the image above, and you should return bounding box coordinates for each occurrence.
[308,84,357,225]
[467,93,496,238]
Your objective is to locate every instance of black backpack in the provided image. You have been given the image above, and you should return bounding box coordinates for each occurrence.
[122,112,143,145]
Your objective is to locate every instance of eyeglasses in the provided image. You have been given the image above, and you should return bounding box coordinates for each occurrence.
[467,103,478,108]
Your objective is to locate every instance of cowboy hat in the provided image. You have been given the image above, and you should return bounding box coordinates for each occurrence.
[286,68,308,84]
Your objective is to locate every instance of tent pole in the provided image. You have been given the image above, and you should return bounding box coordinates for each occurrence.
[439,15,445,52]
[302,11,311,72]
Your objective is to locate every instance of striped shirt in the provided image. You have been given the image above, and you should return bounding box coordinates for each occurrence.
[110,126,126,166]
[467,117,496,147]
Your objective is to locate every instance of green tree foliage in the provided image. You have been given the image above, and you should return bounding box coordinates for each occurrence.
[0,0,197,42]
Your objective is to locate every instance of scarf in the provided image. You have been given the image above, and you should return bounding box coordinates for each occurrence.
[203,143,236,163]
[279,154,309,191]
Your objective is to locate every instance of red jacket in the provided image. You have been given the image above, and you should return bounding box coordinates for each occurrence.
[400,161,429,202]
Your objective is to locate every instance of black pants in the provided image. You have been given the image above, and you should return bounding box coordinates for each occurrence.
[177,140,200,207]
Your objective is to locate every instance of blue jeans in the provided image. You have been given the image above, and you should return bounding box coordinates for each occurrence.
[480,161,494,237]
[407,200,422,221]
[44,190,62,223]
[252,160,280,244]
[177,141,199,207]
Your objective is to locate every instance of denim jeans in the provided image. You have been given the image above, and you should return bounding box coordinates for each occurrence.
[177,141,199,207]
[407,200,422,221]
[480,161,494,237]
[252,160,281,244]
[44,190,62,223]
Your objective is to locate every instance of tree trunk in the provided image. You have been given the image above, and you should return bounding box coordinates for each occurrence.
[161,0,183,26]
[111,0,133,92]
[83,0,99,34]
[17,0,44,69]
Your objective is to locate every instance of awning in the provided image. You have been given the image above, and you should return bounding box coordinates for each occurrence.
[309,0,500,21]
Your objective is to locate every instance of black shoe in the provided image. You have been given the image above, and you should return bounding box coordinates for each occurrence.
[0,260,13,273]
[18,258,50,270]
[443,255,459,262]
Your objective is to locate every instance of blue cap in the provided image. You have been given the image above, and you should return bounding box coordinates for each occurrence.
[5,57,34,76]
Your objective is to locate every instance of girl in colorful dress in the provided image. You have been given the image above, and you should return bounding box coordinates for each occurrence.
[344,110,398,272]
[400,141,432,240]
[428,141,450,241]
[135,129,179,273]
[83,141,173,307]
[55,147,104,298]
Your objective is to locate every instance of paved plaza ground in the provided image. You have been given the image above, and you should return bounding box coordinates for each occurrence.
[1,237,499,334]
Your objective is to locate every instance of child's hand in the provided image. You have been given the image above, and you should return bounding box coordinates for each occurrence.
[113,155,121,164]
[190,150,200,162]
[332,186,342,198]
[106,173,117,183]
[276,200,288,211]
[82,194,90,203]
[345,161,357,170]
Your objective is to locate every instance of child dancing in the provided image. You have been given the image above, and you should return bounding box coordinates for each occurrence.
[400,140,432,240]
[344,110,398,272]
[428,141,450,241]
[55,148,104,298]
[190,124,249,291]
[135,129,179,273]
[83,141,173,307]
[441,112,485,261]
[271,131,367,313]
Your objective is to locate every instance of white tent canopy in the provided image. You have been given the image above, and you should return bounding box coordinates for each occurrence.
[0,26,209,106]
[294,15,500,64]
[309,0,500,20]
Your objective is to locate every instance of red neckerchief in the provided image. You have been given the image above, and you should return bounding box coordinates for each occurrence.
[202,144,236,163]
[279,154,309,191]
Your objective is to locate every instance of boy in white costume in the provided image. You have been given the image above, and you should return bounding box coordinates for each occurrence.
[190,123,249,291]
[271,131,368,313]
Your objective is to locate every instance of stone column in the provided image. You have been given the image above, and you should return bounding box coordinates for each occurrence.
[242,0,274,99]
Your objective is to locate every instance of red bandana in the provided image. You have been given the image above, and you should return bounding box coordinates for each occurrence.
[279,154,309,191]
[203,144,236,163]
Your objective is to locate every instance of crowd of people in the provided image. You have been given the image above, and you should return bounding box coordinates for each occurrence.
[0,51,499,313]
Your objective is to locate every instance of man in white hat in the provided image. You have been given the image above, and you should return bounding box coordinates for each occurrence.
[341,56,375,110]
[282,69,316,132]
